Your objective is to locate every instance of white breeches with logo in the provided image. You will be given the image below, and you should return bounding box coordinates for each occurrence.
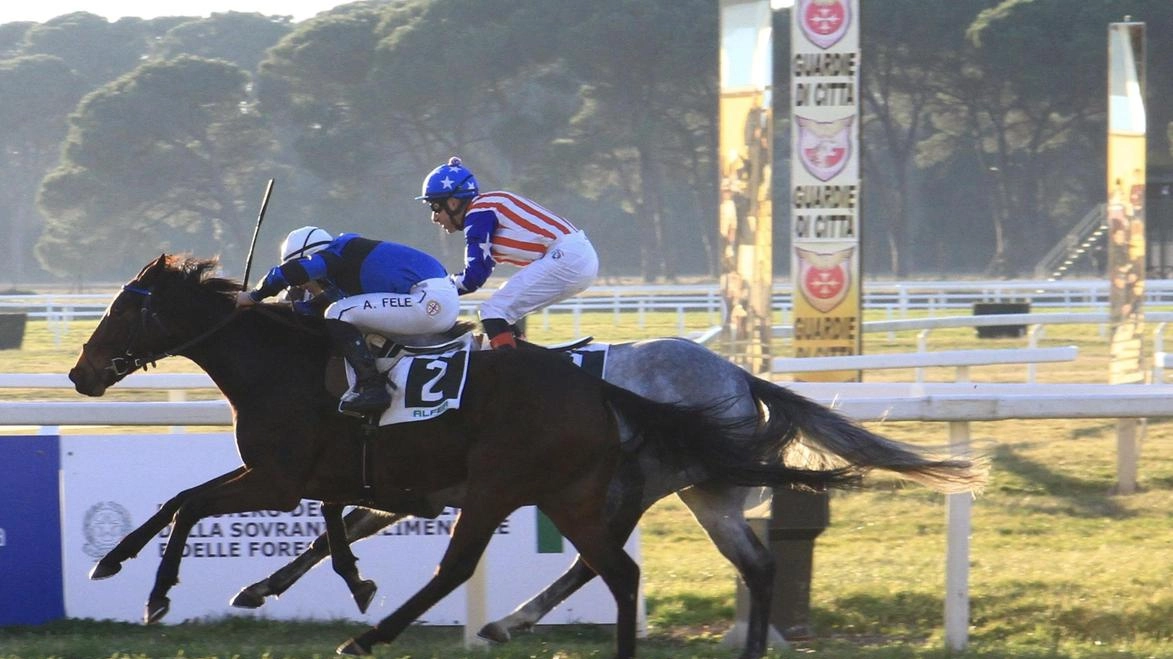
[479,230,598,325]
[326,277,460,336]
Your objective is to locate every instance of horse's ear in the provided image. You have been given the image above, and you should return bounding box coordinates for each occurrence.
[135,253,169,282]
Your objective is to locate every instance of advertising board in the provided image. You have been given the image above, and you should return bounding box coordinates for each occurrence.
[0,435,64,625]
[60,433,637,624]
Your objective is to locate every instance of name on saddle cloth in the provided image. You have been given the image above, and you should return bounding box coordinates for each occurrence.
[374,343,609,426]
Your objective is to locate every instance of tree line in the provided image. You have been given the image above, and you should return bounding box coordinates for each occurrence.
[1,0,1171,288]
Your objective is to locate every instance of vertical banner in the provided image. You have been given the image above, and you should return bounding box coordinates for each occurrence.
[790,0,861,381]
[719,0,774,373]
[1107,22,1146,384]
[0,435,64,625]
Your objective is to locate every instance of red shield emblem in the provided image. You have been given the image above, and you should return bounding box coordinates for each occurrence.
[796,114,854,182]
[798,0,851,49]
[796,246,853,313]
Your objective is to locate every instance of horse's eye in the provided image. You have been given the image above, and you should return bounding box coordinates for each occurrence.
[110,296,140,316]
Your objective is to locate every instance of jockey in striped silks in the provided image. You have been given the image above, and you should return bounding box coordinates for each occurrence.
[418,156,599,349]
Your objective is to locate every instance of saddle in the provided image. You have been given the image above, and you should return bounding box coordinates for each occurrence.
[520,336,595,352]
[323,324,597,400]
[324,321,478,399]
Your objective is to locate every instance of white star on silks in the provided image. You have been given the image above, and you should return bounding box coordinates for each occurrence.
[440,176,455,190]
[472,238,492,260]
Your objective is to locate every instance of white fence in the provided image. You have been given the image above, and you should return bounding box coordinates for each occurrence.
[775,310,1173,339]
[772,345,1078,384]
[768,312,1173,382]
[10,278,1173,342]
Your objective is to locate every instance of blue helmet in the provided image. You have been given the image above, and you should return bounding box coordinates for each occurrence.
[416,156,479,202]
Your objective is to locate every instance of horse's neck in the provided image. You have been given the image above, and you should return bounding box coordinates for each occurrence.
[182,311,328,404]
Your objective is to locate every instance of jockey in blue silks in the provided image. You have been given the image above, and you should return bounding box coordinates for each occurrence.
[236,226,460,415]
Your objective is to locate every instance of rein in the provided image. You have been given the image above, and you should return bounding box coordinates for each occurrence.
[106,284,243,377]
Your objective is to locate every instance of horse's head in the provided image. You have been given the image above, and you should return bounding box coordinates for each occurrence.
[69,253,238,396]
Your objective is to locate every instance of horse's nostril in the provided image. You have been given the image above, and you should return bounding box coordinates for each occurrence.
[68,366,103,396]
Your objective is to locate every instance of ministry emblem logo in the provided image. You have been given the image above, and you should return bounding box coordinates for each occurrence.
[82,501,133,558]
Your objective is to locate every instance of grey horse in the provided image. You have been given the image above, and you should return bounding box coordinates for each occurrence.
[230,336,984,659]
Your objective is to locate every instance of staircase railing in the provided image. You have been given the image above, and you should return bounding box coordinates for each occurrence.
[1033,203,1107,280]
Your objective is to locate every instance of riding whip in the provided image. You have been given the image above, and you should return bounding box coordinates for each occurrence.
[241,178,276,291]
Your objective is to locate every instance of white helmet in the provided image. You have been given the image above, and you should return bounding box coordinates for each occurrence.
[280,226,333,263]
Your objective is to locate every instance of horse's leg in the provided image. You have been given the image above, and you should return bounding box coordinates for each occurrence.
[480,458,648,643]
[231,507,401,609]
[478,558,597,642]
[539,498,640,659]
[90,466,246,580]
[146,468,301,624]
[677,483,776,659]
[322,503,378,613]
[338,500,513,656]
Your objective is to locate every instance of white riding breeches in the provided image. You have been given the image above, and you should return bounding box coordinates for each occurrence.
[478,230,599,325]
[326,277,460,337]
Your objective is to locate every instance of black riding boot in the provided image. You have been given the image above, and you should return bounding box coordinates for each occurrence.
[325,319,391,415]
[481,317,516,350]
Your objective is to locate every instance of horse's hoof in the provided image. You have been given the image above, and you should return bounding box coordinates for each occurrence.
[144,597,170,624]
[352,580,377,614]
[229,587,267,609]
[336,638,371,656]
[477,621,512,644]
[89,560,121,580]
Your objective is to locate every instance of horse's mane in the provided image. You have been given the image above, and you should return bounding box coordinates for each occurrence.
[158,254,242,297]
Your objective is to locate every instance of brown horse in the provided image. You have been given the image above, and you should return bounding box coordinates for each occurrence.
[69,254,858,658]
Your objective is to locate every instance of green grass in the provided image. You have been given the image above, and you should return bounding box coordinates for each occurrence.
[1,310,1171,658]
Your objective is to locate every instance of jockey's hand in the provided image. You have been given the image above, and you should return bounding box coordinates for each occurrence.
[236,291,257,307]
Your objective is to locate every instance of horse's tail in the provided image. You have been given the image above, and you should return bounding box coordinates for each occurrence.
[745,374,987,494]
[600,382,861,491]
